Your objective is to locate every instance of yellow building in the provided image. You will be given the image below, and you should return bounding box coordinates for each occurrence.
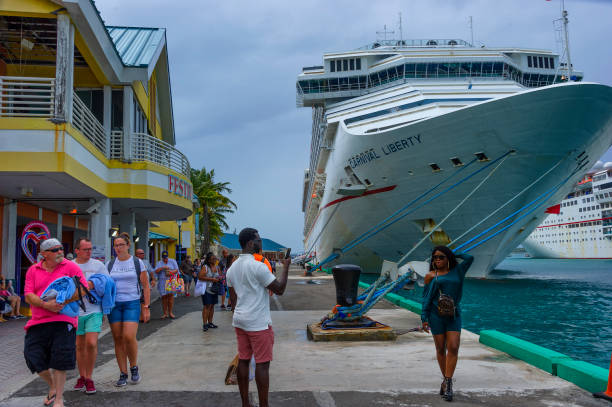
[0,0,195,291]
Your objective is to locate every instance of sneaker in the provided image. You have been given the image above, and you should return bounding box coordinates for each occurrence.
[115,372,128,387]
[185,293,190,297]
[202,324,208,331]
[207,322,218,329]
[84,379,96,394]
[74,376,86,391]
[219,304,225,310]
[130,366,141,384]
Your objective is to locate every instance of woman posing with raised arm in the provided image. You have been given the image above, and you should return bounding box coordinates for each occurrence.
[421,246,473,402]
[107,233,150,387]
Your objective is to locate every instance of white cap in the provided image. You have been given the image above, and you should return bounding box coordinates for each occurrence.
[40,238,62,251]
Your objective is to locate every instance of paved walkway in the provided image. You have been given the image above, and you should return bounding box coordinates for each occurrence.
[0,266,607,406]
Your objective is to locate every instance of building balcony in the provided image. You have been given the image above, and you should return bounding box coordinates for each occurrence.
[0,75,189,177]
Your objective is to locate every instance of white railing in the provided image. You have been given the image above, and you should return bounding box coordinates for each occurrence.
[0,76,54,117]
[72,93,107,155]
[110,131,191,177]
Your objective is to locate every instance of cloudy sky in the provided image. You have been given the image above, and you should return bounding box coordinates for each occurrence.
[96,0,612,251]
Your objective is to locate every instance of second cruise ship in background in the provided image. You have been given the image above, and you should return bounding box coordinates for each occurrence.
[296,12,612,277]
[523,163,612,259]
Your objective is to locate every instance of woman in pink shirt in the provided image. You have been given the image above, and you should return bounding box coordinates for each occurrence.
[23,238,87,407]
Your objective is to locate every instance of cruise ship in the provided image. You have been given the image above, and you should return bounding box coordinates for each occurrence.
[523,164,612,258]
[296,38,612,277]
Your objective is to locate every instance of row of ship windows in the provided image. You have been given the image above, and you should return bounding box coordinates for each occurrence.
[535,228,602,238]
[538,220,603,228]
[579,205,600,212]
[329,58,362,72]
[298,62,582,95]
[593,173,609,182]
[527,55,555,69]
[539,238,607,243]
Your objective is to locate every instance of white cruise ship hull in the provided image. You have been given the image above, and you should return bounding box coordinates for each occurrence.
[305,83,612,277]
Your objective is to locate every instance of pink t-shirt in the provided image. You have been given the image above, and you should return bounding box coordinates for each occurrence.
[24,259,87,330]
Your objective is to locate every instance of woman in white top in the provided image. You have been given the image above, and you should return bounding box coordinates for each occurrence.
[198,252,220,332]
[107,233,150,387]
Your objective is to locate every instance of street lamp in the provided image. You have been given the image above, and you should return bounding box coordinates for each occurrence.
[176,219,183,264]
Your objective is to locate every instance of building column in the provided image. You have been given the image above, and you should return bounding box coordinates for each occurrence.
[118,209,135,255]
[135,217,149,261]
[53,13,74,123]
[1,200,17,280]
[57,213,63,242]
[90,199,111,262]
[103,85,112,158]
[122,86,133,162]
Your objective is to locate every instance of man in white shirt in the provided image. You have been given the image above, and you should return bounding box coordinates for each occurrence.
[73,237,110,395]
[226,228,290,407]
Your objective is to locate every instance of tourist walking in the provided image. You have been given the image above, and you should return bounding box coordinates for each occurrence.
[226,228,290,407]
[180,255,194,296]
[107,233,151,387]
[23,238,88,407]
[135,249,156,322]
[155,251,179,319]
[198,252,220,331]
[421,246,474,402]
[73,237,109,394]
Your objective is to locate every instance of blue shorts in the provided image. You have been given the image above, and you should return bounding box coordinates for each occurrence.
[428,311,462,335]
[108,300,141,324]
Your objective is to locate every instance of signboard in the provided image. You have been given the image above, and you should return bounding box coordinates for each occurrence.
[168,174,193,200]
[181,230,191,248]
[21,221,50,264]
[92,245,106,263]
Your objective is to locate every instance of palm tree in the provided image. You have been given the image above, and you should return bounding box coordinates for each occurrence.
[190,167,237,254]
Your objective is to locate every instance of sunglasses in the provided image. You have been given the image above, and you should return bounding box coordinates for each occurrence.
[433,255,447,261]
[47,247,64,253]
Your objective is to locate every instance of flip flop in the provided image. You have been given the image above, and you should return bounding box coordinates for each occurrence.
[43,392,56,406]
[169,315,176,319]
[160,315,168,320]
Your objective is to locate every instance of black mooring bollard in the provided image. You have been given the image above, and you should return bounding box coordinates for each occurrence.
[332,264,361,306]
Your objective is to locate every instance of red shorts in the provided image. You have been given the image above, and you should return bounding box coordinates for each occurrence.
[235,326,274,363]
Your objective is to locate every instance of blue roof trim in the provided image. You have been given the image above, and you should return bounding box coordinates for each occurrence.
[149,231,175,240]
[106,26,165,67]
[220,233,287,251]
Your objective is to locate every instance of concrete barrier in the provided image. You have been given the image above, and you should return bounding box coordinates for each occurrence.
[556,359,609,394]
[479,330,572,375]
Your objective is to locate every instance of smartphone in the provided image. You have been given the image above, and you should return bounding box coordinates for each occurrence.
[284,248,292,259]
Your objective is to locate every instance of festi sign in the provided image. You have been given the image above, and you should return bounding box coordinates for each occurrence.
[168,174,193,200]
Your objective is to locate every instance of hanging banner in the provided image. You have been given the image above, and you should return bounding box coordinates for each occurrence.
[21,221,51,264]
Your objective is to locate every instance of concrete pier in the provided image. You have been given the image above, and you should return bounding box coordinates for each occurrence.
[0,266,607,406]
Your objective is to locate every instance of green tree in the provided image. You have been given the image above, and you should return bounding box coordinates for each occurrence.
[190,167,237,255]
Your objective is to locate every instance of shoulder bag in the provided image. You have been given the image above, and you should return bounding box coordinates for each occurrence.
[435,271,456,318]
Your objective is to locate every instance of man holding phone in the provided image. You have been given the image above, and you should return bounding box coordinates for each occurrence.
[226,228,290,407]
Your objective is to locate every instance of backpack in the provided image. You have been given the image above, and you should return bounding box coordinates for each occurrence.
[107,256,143,302]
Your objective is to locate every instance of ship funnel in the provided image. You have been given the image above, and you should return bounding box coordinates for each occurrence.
[332,264,361,306]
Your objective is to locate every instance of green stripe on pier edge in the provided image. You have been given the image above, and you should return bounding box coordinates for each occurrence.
[556,359,609,393]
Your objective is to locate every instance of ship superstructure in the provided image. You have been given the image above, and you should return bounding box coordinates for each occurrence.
[523,166,612,258]
[296,38,612,277]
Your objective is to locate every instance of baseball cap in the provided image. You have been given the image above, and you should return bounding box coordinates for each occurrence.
[162,251,168,258]
[40,238,62,251]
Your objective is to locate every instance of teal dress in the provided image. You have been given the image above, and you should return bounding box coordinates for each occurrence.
[421,253,474,335]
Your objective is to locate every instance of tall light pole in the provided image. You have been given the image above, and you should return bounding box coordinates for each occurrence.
[176,219,183,265]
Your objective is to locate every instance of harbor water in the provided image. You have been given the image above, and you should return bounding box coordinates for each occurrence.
[362,258,612,369]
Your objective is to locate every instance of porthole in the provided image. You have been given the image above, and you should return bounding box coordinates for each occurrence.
[475,152,489,162]
[450,157,463,167]
[430,163,441,172]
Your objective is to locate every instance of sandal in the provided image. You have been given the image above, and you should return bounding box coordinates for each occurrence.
[160,315,168,320]
[43,392,56,406]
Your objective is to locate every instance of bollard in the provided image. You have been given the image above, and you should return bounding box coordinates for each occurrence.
[332,264,361,306]
[593,353,612,402]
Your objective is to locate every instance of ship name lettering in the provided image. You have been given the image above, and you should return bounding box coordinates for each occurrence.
[381,134,422,156]
[348,148,381,168]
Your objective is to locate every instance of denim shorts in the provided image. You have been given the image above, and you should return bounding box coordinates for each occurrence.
[108,299,141,324]
[201,292,218,305]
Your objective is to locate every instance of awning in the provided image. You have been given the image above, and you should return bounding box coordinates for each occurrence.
[149,231,176,240]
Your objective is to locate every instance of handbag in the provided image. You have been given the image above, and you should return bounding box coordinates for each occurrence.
[194,278,207,296]
[165,273,184,294]
[435,272,456,317]
[209,281,221,295]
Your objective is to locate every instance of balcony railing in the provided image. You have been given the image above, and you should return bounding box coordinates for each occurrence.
[72,93,107,154]
[0,76,54,117]
[0,75,191,178]
[111,131,190,177]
